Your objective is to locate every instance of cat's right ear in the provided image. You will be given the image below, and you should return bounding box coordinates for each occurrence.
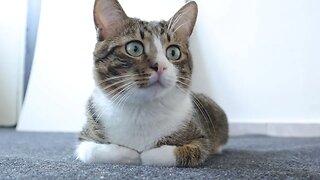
[168,1,198,38]
[94,0,128,41]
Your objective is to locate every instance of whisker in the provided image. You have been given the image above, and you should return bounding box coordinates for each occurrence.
[176,79,191,89]
[91,100,109,123]
[106,81,133,98]
[94,83,133,122]
[102,78,132,91]
[116,84,136,111]
[109,83,135,109]
[86,101,100,121]
[109,82,134,102]
[94,106,107,123]
[176,87,190,97]
[133,77,150,82]
[177,76,192,81]
[176,86,216,137]
[191,93,216,137]
[90,81,136,122]
[97,74,139,85]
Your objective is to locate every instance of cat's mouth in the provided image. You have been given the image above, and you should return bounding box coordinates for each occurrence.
[147,79,165,88]
[144,73,167,89]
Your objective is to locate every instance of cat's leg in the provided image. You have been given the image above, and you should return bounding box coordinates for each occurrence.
[76,141,140,164]
[174,141,210,167]
[141,139,209,167]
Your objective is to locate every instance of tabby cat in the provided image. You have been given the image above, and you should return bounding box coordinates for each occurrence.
[76,0,228,167]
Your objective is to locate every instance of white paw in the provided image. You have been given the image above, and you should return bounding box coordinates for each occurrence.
[76,141,140,165]
[140,145,176,166]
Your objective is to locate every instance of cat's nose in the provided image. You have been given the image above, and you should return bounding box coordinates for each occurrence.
[150,62,167,75]
[150,63,159,72]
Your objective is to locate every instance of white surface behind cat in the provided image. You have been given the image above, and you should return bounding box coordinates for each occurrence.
[18,0,320,136]
[190,0,320,136]
[18,0,96,132]
[191,0,320,125]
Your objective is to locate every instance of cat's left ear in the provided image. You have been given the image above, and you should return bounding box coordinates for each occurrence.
[168,1,198,38]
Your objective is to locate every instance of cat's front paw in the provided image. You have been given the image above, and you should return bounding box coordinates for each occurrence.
[76,141,140,165]
[140,145,177,166]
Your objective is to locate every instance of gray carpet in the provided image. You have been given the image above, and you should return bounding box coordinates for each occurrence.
[0,128,319,180]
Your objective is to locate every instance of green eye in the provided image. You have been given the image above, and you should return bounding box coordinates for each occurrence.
[126,41,144,57]
[166,45,181,60]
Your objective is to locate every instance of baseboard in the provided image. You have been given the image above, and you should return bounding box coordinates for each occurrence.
[229,123,320,137]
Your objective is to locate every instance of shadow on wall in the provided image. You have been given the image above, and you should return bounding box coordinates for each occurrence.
[24,0,41,100]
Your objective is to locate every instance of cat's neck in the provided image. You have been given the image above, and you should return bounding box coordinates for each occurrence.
[92,87,193,124]
[96,87,190,106]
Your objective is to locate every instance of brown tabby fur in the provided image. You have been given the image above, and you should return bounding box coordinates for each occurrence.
[79,0,228,167]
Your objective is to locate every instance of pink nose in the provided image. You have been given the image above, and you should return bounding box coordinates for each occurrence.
[150,62,167,75]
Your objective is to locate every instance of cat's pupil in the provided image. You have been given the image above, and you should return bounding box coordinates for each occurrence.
[171,50,175,57]
[134,46,138,52]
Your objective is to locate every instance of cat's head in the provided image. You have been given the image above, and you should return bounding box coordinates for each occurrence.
[93,0,197,102]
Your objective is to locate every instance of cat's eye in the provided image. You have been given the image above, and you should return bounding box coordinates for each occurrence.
[166,45,181,60]
[126,41,144,57]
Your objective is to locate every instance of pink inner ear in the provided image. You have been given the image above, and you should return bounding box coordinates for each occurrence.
[93,0,128,40]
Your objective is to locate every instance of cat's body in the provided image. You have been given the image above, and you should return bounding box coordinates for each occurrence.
[76,0,228,167]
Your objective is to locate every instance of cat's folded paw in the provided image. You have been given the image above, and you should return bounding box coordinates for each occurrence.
[140,145,177,166]
[76,141,140,165]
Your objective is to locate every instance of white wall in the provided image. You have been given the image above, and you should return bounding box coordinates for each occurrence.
[18,0,320,135]
[18,0,96,132]
[0,0,27,126]
[191,0,320,124]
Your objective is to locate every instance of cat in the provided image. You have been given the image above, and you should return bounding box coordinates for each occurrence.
[75,0,228,167]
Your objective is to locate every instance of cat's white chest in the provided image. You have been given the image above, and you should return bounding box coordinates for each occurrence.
[106,110,180,152]
[92,88,192,152]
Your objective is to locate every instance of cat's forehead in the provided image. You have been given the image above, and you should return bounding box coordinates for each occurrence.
[126,19,169,37]
[147,21,168,34]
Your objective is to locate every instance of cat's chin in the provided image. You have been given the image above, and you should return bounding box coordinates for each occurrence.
[133,83,175,103]
[146,81,166,89]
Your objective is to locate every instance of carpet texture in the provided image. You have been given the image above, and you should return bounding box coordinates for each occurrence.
[0,128,319,179]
